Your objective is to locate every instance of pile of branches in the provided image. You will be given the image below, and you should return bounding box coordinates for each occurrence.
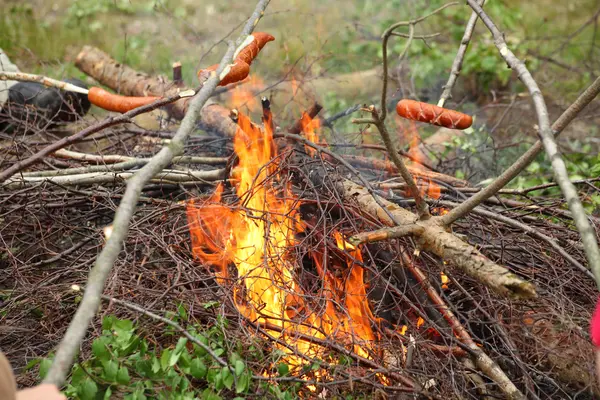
[2,1,600,399]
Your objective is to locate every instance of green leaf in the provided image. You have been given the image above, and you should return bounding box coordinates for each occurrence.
[234,360,245,377]
[160,349,171,371]
[235,372,250,394]
[190,358,207,379]
[213,369,224,390]
[103,387,113,400]
[177,303,188,320]
[135,359,152,377]
[117,366,131,385]
[79,378,98,400]
[277,363,289,377]
[202,389,222,400]
[152,355,161,373]
[92,338,110,361]
[102,359,118,382]
[39,358,52,379]
[169,337,188,366]
[203,301,219,309]
[174,337,188,353]
[222,367,234,390]
[24,358,41,371]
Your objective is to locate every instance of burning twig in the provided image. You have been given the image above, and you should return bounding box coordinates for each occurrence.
[288,102,323,134]
[42,0,272,386]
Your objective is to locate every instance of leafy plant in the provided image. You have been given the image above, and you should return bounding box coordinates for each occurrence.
[36,312,284,400]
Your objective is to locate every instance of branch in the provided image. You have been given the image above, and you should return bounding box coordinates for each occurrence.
[5,168,225,189]
[43,0,271,386]
[450,0,600,290]
[437,0,485,107]
[349,224,424,246]
[315,175,535,299]
[379,1,458,120]
[354,104,432,219]
[0,71,90,94]
[51,149,227,166]
[441,75,600,226]
[437,199,592,279]
[363,3,458,219]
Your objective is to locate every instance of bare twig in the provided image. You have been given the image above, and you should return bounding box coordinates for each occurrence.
[354,104,432,219]
[349,224,423,246]
[51,149,227,166]
[43,0,271,386]
[452,0,600,290]
[0,71,89,94]
[379,2,458,120]
[357,4,458,220]
[5,168,225,189]
[438,0,485,107]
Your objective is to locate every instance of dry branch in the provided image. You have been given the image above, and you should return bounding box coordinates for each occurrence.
[313,171,536,299]
[5,168,225,189]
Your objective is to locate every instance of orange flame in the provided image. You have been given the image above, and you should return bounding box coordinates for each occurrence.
[186,107,379,377]
[299,112,322,156]
[398,118,441,199]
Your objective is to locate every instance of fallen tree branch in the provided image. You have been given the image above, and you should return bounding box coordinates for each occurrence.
[311,170,536,299]
[436,199,592,279]
[74,47,238,138]
[52,148,227,166]
[0,71,89,94]
[42,0,271,386]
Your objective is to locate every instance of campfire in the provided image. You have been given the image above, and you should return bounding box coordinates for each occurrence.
[186,101,387,379]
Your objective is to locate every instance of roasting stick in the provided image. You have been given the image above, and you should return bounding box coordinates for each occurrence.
[0,71,168,113]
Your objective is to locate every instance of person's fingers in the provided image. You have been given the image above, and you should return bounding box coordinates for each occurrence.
[16,383,66,400]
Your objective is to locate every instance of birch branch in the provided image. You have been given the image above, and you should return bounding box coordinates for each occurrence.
[42,0,271,386]
[5,168,225,189]
[449,0,600,290]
